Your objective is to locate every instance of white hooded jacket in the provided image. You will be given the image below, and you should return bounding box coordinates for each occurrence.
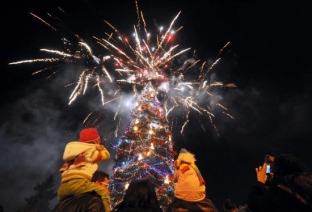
[60,141,110,182]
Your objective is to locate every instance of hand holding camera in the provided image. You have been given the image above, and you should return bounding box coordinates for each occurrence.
[255,163,268,183]
[255,155,275,184]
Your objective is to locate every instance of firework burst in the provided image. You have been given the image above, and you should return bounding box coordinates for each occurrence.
[9,1,236,137]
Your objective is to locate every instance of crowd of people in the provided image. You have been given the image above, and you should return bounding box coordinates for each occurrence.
[53,128,312,212]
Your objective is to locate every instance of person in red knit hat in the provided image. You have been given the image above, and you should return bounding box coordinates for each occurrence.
[57,128,111,212]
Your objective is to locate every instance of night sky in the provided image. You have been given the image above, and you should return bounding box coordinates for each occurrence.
[1,0,312,211]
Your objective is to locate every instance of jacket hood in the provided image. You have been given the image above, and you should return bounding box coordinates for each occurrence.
[63,141,97,161]
[177,148,196,164]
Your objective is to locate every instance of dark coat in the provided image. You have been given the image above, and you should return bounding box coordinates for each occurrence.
[166,197,219,212]
[248,181,312,212]
[112,202,162,212]
[54,192,105,212]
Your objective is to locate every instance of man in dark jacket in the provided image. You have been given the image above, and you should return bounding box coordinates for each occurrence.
[54,192,104,212]
[247,154,312,212]
[54,171,110,212]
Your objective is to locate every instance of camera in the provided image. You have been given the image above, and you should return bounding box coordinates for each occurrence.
[264,155,274,174]
[266,164,271,174]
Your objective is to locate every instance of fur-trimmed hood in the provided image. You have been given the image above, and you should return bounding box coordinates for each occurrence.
[175,148,196,167]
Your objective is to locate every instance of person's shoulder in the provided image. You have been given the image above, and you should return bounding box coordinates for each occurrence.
[54,192,102,212]
[65,141,80,146]
[113,208,160,212]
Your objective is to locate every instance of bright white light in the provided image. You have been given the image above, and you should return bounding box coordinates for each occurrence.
[138,154,143,160]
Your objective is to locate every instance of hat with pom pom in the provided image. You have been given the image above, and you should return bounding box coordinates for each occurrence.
[79,128,100,143]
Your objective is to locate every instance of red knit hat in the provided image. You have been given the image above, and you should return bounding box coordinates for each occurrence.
[79,128,100,143]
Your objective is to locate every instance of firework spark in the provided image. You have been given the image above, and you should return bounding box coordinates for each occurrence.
[9,2,236,136]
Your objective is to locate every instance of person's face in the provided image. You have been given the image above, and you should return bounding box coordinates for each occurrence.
[96,177,110,193]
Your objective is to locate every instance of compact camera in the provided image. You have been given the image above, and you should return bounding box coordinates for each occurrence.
[266,164,271,174]
[264,155,274,174]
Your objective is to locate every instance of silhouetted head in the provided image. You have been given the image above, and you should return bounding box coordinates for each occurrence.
[91,170,109,182]
[273,154,307,176]
[113,179,161,212]
[223,199,238,212]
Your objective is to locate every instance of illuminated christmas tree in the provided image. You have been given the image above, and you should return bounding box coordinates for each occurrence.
[109,82,176,211]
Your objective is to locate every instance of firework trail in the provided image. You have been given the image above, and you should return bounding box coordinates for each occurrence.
[9,2,236,137]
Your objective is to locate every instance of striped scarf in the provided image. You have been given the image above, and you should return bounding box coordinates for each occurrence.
[190,163,205,186]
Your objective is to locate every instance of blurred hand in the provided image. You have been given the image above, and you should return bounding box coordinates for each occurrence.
[96,145,105,151]
[255,162,267,183]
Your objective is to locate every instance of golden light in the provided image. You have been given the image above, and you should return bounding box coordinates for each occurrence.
[164,175,169,184]
[124,182,129,190]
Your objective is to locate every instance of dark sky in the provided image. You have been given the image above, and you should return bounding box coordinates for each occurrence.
[1,0,312,211]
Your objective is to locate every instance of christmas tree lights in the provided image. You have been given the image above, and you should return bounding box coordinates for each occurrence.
[109,82,176,211]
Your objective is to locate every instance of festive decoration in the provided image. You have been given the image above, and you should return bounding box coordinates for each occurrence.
[8,2,236,210]
[109,82,176,210]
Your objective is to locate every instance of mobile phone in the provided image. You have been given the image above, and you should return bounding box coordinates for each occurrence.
[264,154,274,174]
[266,164,271,174]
